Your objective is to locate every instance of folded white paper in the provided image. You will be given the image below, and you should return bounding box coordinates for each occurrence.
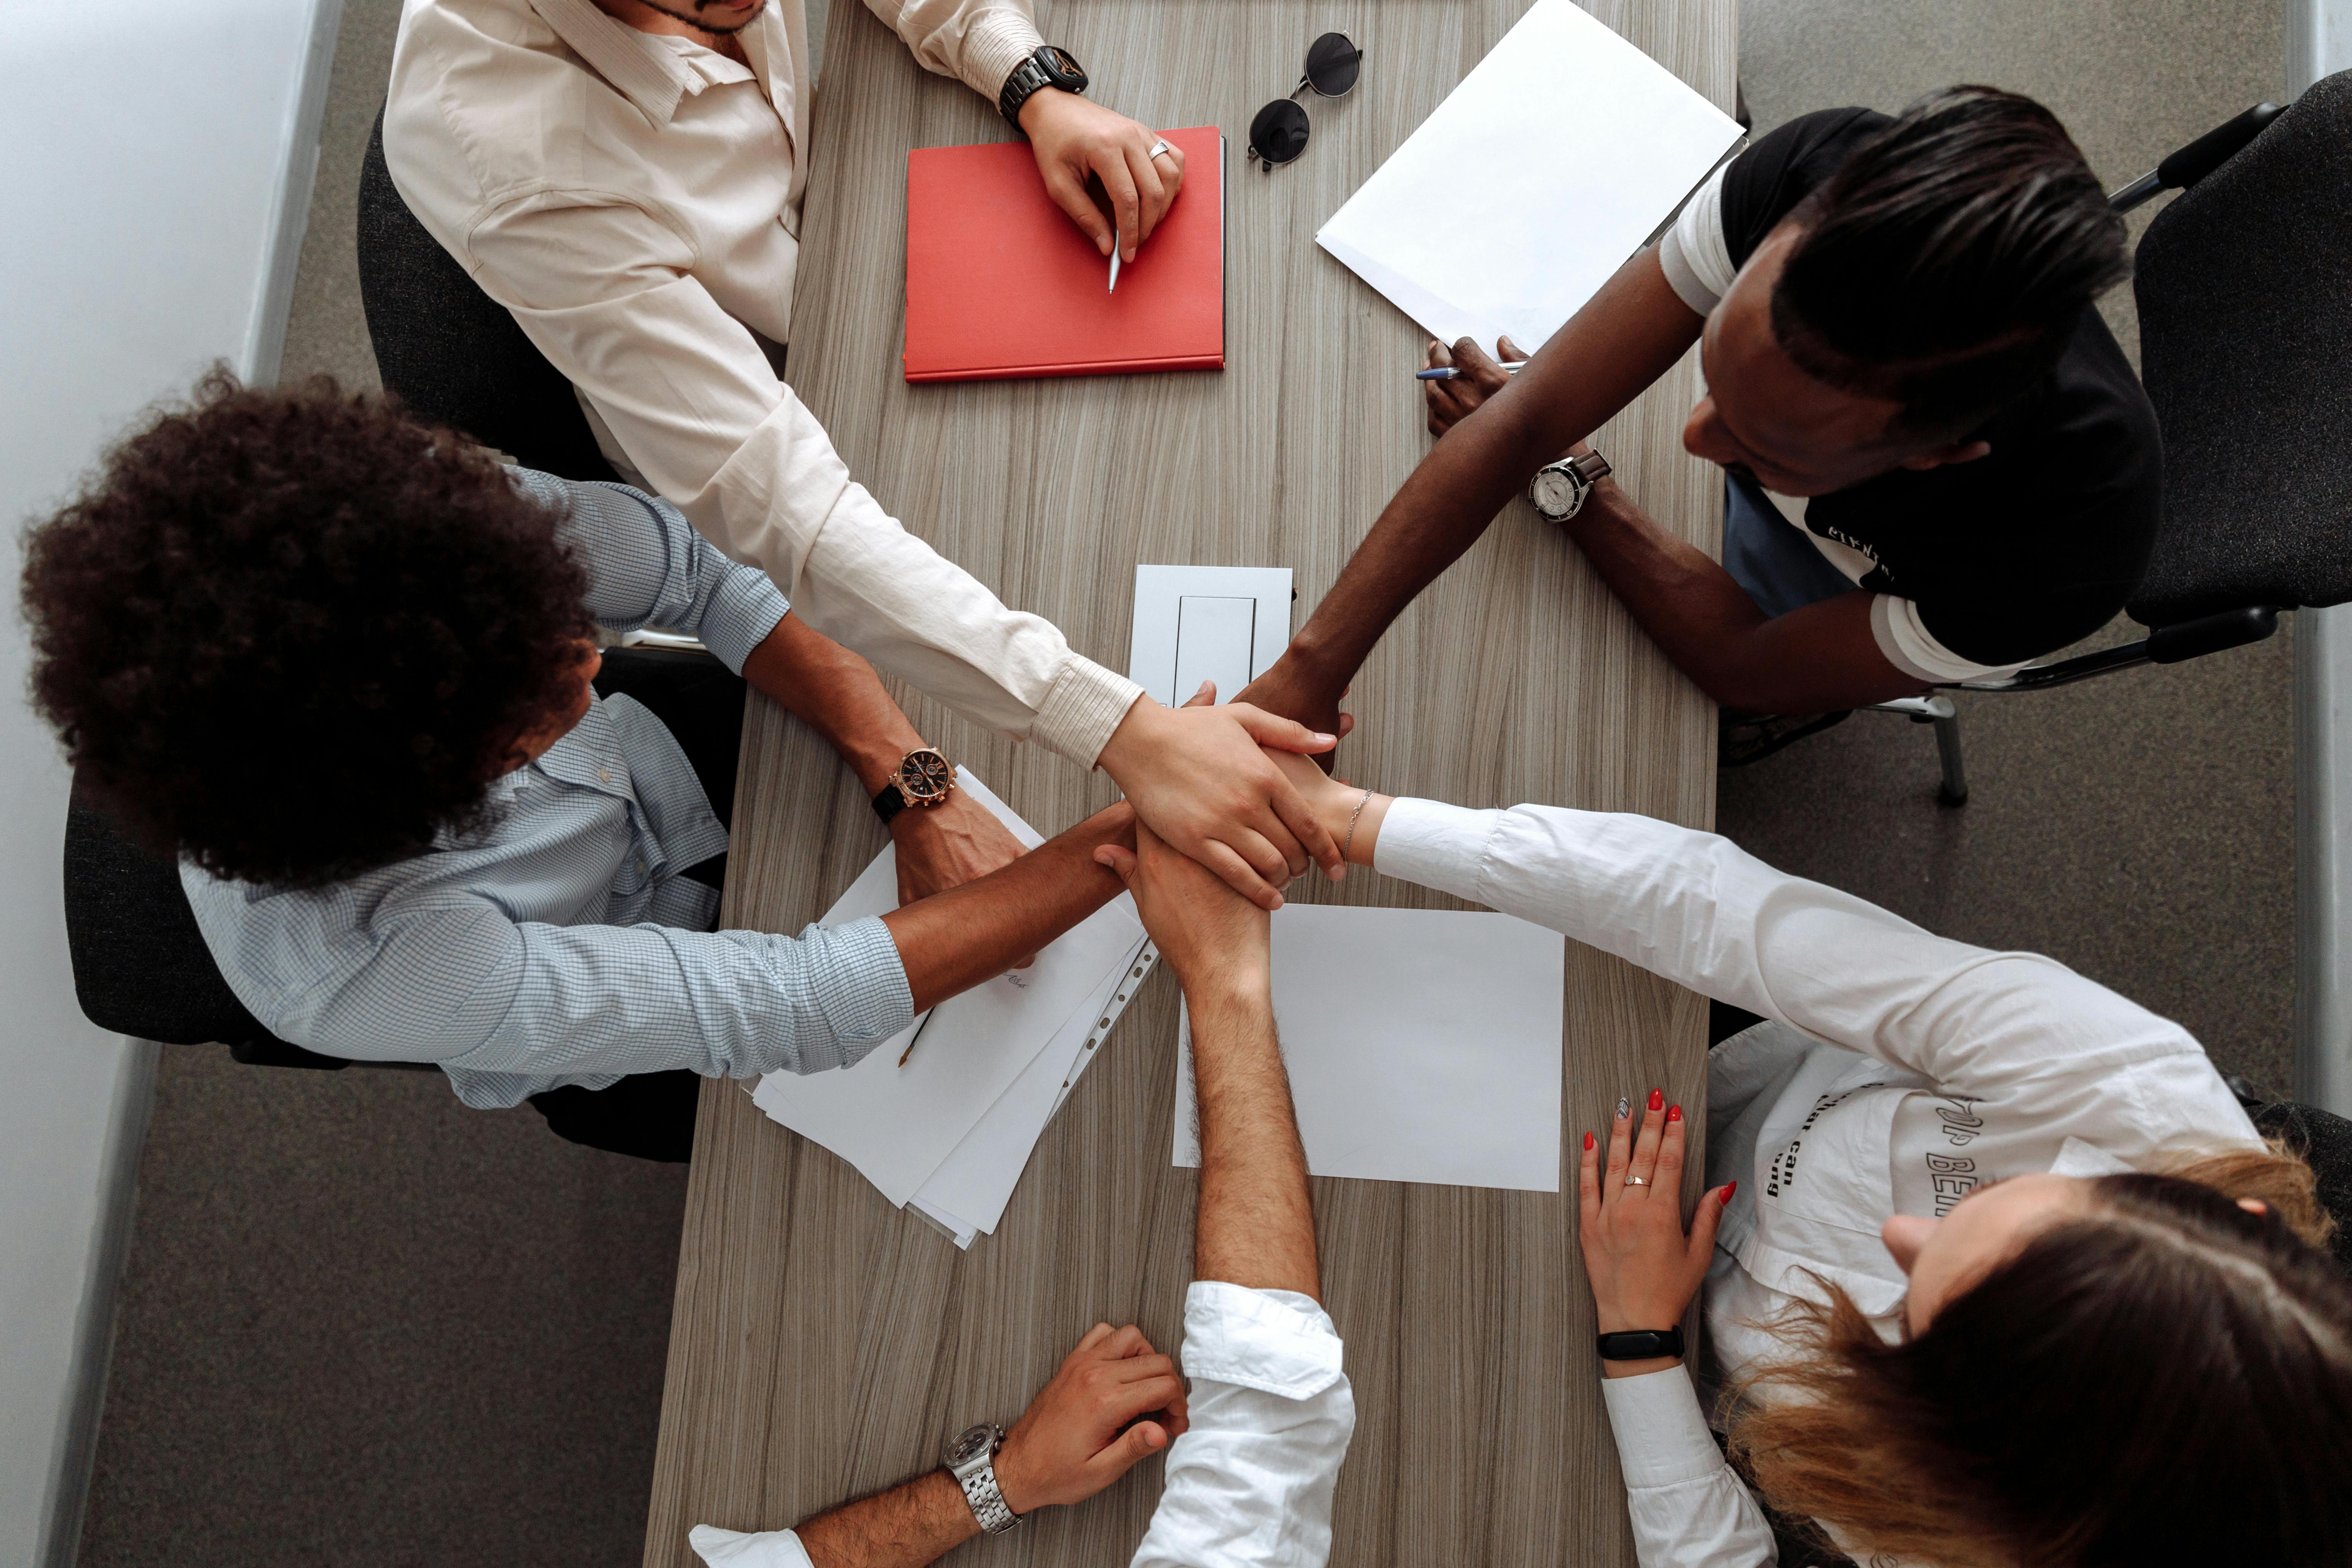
[1174,905,1565,1192]
[909,932,1152,1244]
[750,772,1144,1207]
[1315,0,1741,353]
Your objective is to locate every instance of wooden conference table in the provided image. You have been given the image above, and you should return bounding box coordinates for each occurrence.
[646,2,1733,1563]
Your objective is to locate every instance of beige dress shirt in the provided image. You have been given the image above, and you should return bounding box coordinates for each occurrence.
[384,0,1145,763]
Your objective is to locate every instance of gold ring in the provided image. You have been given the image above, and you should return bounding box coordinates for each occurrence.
[1626,1176,1648,1187]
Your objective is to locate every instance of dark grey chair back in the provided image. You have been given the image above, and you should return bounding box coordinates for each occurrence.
[2130,70,2352,625]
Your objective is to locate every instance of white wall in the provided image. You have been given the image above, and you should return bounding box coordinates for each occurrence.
[0,3,335,1562]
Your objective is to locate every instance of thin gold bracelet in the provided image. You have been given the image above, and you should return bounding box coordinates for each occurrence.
[1342,787,1374,863]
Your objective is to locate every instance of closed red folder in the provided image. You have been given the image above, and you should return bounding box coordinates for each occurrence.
[904,125,1224,383]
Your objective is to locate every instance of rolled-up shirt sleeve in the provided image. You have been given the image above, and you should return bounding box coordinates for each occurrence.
[1130,1282,1356,1568]
[512,467,787,672]
[465,193,1143,762]
[188,868,916,1109]
[865,0,1042,101]
[1600,1367,1776,1568]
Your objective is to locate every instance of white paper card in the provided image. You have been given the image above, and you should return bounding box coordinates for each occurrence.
[1174,906,1565,1192]
[1315,0,1741,353]
[1128,566,1292,708]
[750,772,1143,1207]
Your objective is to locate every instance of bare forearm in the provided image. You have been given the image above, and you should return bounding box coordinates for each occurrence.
[743,611,922,794]
[795,1469,977,1568]
[1564,485,1924,712]
[882,805,1135,1012]
[1286,252,1703,696]
[1187,983,1320,1300]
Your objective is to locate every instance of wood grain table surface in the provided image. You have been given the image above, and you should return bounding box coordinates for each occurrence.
[646,3,1734,1563]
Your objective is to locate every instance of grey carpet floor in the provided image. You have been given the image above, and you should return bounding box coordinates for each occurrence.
[78,2,2295,1564]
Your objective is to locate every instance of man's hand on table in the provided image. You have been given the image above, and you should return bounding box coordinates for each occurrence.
[889,790,1026,903]
[993,1323,1190,1514]
[1019,88,1185,263]
[1422,334,1531,437]
[1094,683,1341,911]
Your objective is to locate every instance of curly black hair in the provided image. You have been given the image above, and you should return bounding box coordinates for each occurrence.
[21,370,597,889]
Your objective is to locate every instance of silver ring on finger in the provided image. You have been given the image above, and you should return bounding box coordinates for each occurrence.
[1147,138,1176,163]
[1625,1176,1648,1187]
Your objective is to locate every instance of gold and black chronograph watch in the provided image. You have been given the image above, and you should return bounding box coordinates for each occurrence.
[871,745,957,826]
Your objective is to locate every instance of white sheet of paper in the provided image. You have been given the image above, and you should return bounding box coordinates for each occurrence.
[1051,943,1156,1118]
[1315,0,1741,353]
[910,932,1148,1239]
[1173,906,1565,1192]
[1128,566,1292,708]
[748,772,1142,1207]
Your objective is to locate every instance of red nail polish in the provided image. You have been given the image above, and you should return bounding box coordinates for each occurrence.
[1648,1088,1664,1112]
[1667,1103,1682,1123]
[1584,1131,1596,1151]
[1722,1180,1738,1203]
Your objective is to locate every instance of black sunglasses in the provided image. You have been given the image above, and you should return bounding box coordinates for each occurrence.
[1245,32,1363,172]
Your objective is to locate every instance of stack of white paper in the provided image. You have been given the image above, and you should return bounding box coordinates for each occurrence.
[749,773,1156,1247]
[1174,904,1566,1193]
[1315,0,1743,354]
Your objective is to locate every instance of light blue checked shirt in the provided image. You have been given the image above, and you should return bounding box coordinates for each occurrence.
[184,470,916,1109]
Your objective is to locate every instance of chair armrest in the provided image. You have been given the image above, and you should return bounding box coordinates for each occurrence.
[2148,605,2280,664]
[2111,102,2283,211]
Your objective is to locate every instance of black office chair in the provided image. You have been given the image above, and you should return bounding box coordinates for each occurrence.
[1726,74,2352,804]
[60,648,746,1161]
[355,105,620,482]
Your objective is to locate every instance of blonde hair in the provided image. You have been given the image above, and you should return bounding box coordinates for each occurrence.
[1724,1140,2352,1567]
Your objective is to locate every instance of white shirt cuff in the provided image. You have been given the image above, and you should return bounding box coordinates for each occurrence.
[688,1523,816,1568]
[1868,594,2035,684]
[1369,798,1504,904]
[1031,657,1144,765]
[1598,1363,1728,1489]
[1180,1281,1345,1399]
[1656,164,1734,316]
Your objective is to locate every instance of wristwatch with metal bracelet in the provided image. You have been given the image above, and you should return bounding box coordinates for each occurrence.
[999,45,1088,130]
[1527,447,1613,523]
[944,1422,1022,1534]
[871,745,956,826]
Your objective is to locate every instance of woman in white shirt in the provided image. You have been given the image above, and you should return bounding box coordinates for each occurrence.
[1262,746,2352,1568]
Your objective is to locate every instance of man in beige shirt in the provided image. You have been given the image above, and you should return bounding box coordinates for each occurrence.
[385,0,1344,909]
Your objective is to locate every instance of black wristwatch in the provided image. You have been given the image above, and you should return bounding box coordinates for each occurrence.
[1596,1327,1686,1362]
[999,45,1088,131]
[873,745,957,826]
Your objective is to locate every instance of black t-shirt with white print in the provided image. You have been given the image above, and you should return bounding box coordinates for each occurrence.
[1712,108,2161,668]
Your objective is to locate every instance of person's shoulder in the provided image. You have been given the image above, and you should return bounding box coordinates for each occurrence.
[1720,108,1893,264]
[386,0,633,213]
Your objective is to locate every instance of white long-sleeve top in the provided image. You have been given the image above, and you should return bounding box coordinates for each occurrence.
[384,0,1145,765]
[1371,798,2260,1568]
[687,1281,1354,1568]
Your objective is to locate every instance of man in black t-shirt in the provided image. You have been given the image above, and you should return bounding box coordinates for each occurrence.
[1239,87,2157,728]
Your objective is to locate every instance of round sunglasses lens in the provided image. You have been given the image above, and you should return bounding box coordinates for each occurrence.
[1249,99,1310,165]
[1304,32,1361,97]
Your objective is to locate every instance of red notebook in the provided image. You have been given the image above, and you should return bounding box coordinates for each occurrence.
[903,125,1224,383]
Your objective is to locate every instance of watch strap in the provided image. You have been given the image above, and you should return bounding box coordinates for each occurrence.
[954,1456,1020,1534]
[1595,1327,1686,1362]
[871,781,908,826]
[999,45,1087,129]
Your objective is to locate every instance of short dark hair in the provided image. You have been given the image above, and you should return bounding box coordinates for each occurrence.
[21,371,596,889]
[1772,86,2131,437]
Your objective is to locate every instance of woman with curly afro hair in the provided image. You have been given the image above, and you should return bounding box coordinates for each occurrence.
[24,373,1139,1152]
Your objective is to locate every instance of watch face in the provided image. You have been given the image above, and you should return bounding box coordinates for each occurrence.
[947,1424,997,1467]
[900,748,954,803]
[1042,46,1085,86]
[1530,465,1581,519]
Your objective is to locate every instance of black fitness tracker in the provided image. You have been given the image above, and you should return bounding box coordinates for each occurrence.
[999,45,1088,131]
[1596,1328,1686,1362]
